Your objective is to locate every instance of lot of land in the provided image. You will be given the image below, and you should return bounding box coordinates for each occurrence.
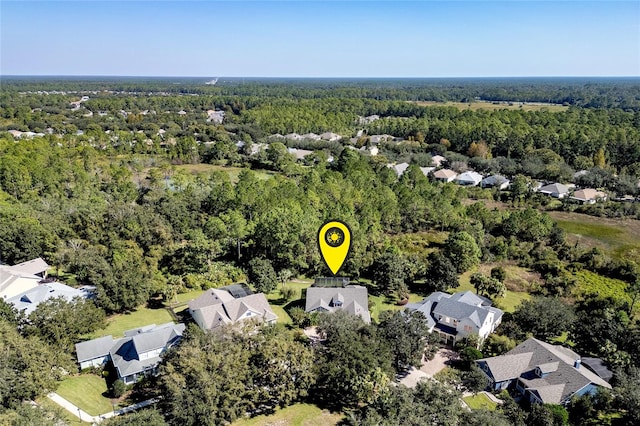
[550,211,640,261]
[457,264,533,313]
[412,100,568,112]
[174,163,276,183]
[232,403,342,426]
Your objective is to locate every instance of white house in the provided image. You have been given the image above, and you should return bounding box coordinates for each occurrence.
[538,183,571,198]
[1,257,51,300]
[7,282,94,316]
[387,162,410,177]
[431,155,446,167]
[455,171,484,186]
[305,285,371,324]
[406,291,503,346]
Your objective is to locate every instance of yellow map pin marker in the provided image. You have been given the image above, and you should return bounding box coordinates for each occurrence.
[318,220,352,276]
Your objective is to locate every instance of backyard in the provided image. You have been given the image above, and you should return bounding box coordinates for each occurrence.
[463,393,498,411]
[55,374,114,417]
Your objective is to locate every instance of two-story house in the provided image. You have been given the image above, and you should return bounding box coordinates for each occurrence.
[405,291,503,346]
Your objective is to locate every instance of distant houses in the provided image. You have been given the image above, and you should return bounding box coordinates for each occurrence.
[455,171,483,186]
[570,188,608,204]
[538,183,571,199]
[7,282,94,316]
[481,175,510,190]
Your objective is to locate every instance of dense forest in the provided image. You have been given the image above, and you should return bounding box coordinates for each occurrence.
[1,78,639,425]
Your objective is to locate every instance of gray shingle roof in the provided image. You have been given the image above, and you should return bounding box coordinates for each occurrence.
[478,338,611,404]
[7,282,89,316]
[11,258,50,275]
[305,286,370,324]
[75,335,116,363]
[188,288,235,311]
[192,293,277,330]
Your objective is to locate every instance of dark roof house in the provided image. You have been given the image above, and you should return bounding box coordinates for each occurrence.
[477,338,612,405]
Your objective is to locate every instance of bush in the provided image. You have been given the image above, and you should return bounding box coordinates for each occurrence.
[110,380,126,398]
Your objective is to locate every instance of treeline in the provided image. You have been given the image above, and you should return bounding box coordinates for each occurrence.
[3,77,640,110]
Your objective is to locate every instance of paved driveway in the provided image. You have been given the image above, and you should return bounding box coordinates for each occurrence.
[398,348,459,388]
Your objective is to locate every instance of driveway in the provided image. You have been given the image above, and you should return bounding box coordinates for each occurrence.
[398,348,459,388]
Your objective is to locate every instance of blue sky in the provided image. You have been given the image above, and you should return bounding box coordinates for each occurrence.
[1,1,638,77]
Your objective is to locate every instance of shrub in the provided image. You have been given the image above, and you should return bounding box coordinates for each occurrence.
[111,380,126,398]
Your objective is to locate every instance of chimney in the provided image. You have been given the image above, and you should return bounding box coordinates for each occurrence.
[574,359,581,369]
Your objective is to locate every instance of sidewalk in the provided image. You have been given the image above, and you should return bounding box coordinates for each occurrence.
[47,392,160,424]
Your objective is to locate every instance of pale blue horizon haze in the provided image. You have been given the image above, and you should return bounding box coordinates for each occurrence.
[1,0,639,77]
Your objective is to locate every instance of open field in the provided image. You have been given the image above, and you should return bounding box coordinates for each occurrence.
[549,211,640,260]
[411,100,568,112]
[90,306,174,338]
[463,393,498,410]
[232,403,343,426]
[457,264,533,312]
[174,163,276,183]
[56,375,113,416]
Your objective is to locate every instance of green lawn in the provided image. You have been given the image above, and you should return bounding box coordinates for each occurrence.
[267,281,314,325]
[369,292,424,321]
[232,403,343,426]
[91,306,174,338]
[463,393,498,411]
[56,375,114,416]
[456,268,531,313]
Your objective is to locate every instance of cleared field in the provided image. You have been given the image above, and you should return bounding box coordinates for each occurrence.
[411,100,568,112]
[174,163,276,183]
[549,211,640,261]
[232,403,342,426]
[456,263,534,312]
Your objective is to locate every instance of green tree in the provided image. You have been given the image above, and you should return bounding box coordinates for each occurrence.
[425,252,459,292]
[101,409,168,426]
[512,297,575,340]
[371,250,407,296]
[378,310,434,373]
[27,297,105,350]
[443,231,481,273]
[248,258,278,294]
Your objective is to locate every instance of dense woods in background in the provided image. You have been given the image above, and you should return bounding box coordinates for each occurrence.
[1,77,640,425]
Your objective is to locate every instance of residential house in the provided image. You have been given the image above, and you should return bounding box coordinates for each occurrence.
[305,284,371,324]
[206,110,225,124]
[75,322,186,384]
[368,134,394,144]
[433,169,458,183]
[538,183,571,199]
[420,167,435,177]
[1,257,51,299]
[288,148,314,161]
[570,188,607,204]
[301,133,321,141]
[477,338,612,405]
[455,171,484,186]
[320,132,341,142]
[360,145,379,156]
[405,291,503,346]
[7,282,94,316]
[188,286,277,331]
[481,175,510,190]
[387,162,410,177]
[431,155,446,167]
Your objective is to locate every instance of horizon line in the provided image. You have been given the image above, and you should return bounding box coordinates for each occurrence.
[2,74,639,79]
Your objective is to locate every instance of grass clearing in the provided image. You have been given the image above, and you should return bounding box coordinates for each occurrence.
[411,100,568,112]
[232,403,343,426]
[550,211,640,260]
[463,393,498,411]
[456,263,533,312]
[91,306,174,338]
[174,164,276,183]
[56,375,113,416]
[389,231,449,259]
